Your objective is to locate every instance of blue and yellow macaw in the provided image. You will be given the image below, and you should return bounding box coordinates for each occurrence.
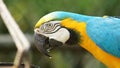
[34,11,120,68]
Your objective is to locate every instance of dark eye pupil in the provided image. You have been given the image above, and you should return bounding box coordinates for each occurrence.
[39,22,61,34]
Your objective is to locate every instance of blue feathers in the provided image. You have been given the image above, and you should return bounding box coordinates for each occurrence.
[86,17,120,58]
[51,11,120,57]
[52,11,97,22]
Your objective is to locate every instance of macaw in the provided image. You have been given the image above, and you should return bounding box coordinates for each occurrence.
[34,11,120,68]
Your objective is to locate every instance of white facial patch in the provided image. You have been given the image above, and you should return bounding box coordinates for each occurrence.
[46,28,70,44]
[34,28,70,44]
[34,21,70,44]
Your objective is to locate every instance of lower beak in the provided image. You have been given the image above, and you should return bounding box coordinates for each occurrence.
[34,33,51,57]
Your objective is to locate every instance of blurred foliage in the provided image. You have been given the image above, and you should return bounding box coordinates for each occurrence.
[0,45,106,68]
[1,0,120,34]
[0,0,120,68]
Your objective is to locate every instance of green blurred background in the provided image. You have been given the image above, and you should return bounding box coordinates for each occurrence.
[0,0,120,68]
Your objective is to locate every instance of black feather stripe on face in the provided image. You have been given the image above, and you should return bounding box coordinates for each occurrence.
[65,28,81,45]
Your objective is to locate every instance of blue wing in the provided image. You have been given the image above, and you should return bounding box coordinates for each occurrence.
[86,17,120,58]
[53,11,120,57]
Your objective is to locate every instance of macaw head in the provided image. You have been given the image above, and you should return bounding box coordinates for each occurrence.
[34,11,84,57]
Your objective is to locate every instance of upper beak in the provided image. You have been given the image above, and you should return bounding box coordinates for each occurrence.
[34,33,51,57]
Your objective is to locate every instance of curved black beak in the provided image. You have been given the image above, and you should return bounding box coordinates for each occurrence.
[34,33,51,57]
[34,33,63,57]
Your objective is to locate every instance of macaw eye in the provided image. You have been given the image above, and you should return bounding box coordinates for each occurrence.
[39,21,61,34]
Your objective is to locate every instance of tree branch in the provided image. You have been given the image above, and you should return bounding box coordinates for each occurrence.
[0,0,31,68]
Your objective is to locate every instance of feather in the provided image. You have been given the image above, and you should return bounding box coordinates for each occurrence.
[86,17,120,57]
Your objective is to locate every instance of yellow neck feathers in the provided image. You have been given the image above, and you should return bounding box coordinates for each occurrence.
[61,18,120,68]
